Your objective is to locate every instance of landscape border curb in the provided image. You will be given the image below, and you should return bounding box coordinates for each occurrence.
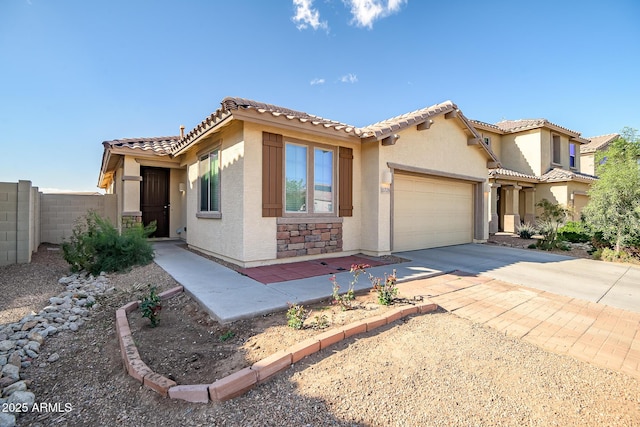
[115,286,438,403]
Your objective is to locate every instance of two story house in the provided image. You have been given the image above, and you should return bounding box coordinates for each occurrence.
[579,133,620,176]
[471,119,598,233]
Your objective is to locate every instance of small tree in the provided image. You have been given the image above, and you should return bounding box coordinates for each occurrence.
[583,128,640,254]
[535,199,570,249]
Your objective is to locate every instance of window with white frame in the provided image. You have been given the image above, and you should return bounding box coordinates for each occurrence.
[199,149,220,212]
[552,135,561,164]
[483,136,491,147]
[285,142,334,214]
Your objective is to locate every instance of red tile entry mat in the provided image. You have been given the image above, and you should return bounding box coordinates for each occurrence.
[238,255,398,284]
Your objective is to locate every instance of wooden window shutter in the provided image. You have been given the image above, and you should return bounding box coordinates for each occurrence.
[338,147,353,217]
[262,132,283,217]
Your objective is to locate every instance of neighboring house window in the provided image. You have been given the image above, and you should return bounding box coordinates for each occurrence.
[569,143,577,168]
[199,149,220,212]
[483,136,491,147]
[285,143,334,214]
[552,135,561,164]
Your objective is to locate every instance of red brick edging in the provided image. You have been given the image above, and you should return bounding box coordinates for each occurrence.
[115,286,438,403]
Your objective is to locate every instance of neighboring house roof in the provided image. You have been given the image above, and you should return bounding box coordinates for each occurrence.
[539,168,598,183]
[488,168,539,182]
[495,119,582,137]
[489,167,598,184]
[580,133,620,154]
[469,119,505,134]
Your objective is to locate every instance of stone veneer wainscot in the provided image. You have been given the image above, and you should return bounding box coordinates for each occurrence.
[276,221,342,258]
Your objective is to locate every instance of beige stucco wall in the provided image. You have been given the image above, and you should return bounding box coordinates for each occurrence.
[477,129,503,162]
[170,168,187,240]
[241,121,362,265]
[185,121,247,264]
[184,120,364,267]
[122,157,141,214]
[501,130,543,176]
[580,153,596,175]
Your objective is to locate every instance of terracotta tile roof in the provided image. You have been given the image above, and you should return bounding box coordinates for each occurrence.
[102,136,179,156]
[488,168,539,181]
[469,119,504,133]
[172,97,362,155]
[539,167,598,183]
[580,133,620,154]
[495,119,582,137]
[359,101,456,139]
[489,167,598,184]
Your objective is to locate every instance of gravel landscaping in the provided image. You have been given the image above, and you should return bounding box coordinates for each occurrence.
[1,245,639,426]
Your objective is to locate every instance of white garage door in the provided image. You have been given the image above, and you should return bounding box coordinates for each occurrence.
[393,174,473,252]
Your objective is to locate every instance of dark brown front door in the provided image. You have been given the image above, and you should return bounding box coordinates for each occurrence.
[141,167,169,238]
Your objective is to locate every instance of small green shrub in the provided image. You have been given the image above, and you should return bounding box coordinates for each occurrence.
[309,314,330,330]
[140,285,162,327]
[557,221,592,243]
[527,243,537,249]
[371,270,398,306]
[62,211,156,275]
[219,331,235,342]
[286,303,308,329]
[516,222,536,239]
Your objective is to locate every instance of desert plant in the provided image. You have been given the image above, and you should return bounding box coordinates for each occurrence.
[330,263,369,310]
[535,199,570,250]
[62,211,156,275]
[516,222,536,239]
[286,303,308,329]
[140,285,162,327]
[371,269,398,305]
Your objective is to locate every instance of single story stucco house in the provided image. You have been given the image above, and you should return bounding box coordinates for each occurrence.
[98,97,499,267]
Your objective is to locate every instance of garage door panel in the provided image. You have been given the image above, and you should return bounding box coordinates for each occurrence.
[393,174,473,252]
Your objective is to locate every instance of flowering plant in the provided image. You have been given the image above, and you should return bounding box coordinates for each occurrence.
[330,263,370,310]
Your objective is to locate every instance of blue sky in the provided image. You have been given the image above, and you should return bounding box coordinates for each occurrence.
[1,0,639,192]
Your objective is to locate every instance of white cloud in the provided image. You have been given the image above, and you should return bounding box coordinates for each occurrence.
[340,73,358,83]
[345,0,407,29]
[310,78,326,85]
[292,0,329,31]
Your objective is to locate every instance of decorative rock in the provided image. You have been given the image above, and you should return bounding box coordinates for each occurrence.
[20,361,31,369]
[6,391,35,407]
[7,352,21,367]
[0,355,6,366]
[0,412,16,427]
[1,364,19,380]
[20,320,38,331]
[0,341,15,352]
[49,297,66,305]
[69,322,79,332]
[2,380,27,397]
[27,331,44,345]
[25,349,38,359]
[47,353,60,363]
[0,377,18,389]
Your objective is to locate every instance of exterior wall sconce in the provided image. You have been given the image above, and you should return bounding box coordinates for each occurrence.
[381,134,400,146]
[381,170,393,185]
[179,183,186,193]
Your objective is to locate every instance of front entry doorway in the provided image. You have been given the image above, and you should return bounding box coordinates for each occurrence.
[141,167,169,238]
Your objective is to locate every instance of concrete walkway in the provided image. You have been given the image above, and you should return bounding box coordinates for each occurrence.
[153,241,640,380]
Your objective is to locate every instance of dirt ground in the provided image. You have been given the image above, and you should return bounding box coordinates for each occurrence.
[5,244,640,426]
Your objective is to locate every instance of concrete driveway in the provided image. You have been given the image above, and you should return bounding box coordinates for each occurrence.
[396,244,640,313]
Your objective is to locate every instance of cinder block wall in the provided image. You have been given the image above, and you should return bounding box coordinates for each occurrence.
[0,180,40,266]
[1,181,118,266]
[40,193,117,244]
